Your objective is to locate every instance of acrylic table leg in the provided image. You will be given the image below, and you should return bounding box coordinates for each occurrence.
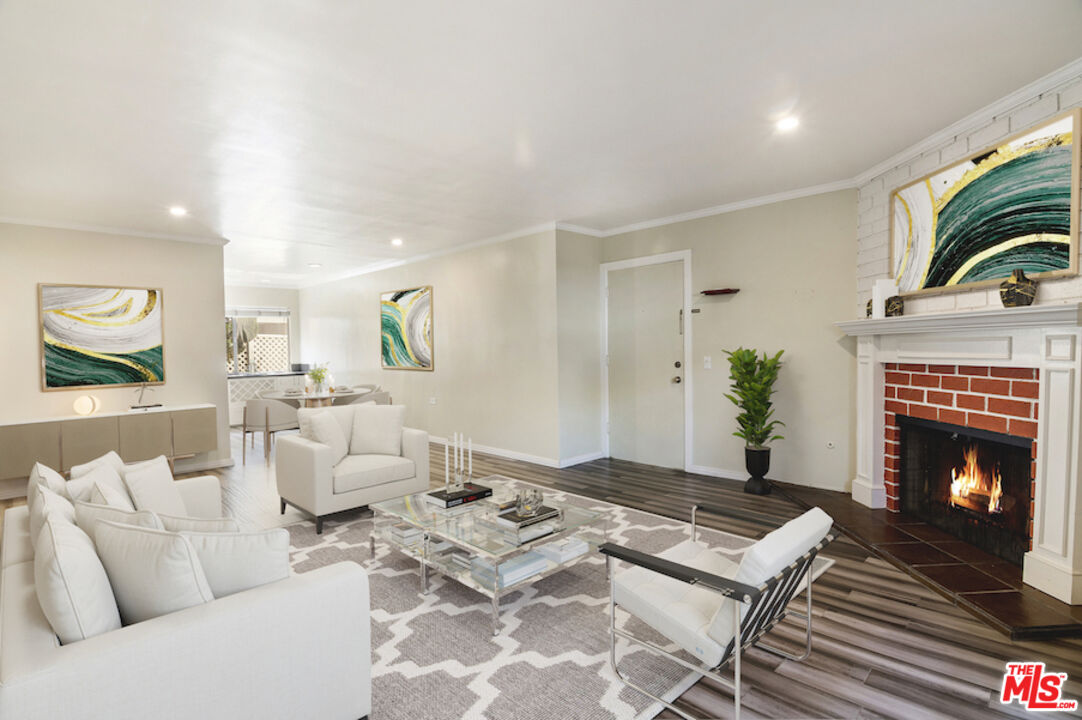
[370,532,375,556]
[491,590,501,636]
[420,532,430,593]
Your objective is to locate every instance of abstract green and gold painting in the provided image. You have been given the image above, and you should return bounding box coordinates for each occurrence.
[40,284,165,390]
[890,109,1079,295]
[381,286,433,371]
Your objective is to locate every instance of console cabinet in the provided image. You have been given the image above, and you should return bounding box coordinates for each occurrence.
[0,404,218,480]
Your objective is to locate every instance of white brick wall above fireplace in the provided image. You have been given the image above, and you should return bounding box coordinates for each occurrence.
[837,304,1082,605]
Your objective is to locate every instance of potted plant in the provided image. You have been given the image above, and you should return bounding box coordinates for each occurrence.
[724,348,785,495]
[307,363,330,394]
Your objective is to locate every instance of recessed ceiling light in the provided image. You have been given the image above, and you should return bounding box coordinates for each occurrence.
[391,238,403,247]
[169,206,188,217]
[307,263,322,268]
[775,116,799,133]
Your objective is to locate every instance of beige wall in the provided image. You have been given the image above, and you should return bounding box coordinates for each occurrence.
[600,190,858,491]
[300,229,562,463]
[224,285,303,364]
[0,223,231,470]
[555,229,603,461]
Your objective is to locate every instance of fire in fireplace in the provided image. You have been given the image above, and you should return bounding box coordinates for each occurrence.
[897,415,1031,565]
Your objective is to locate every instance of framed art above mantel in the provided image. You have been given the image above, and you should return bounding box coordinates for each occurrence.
[39,283,166,391]
[890,108,1080,297]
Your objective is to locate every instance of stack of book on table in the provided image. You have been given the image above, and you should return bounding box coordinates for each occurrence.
[390,523,422,547]
[425,483,493,509]
[470,552,549,589]
[535,536,589,563]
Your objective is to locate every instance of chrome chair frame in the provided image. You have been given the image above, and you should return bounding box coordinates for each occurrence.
[599,504,834,720]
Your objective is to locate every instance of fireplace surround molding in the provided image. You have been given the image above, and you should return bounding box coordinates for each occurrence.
[837,303,1082,604]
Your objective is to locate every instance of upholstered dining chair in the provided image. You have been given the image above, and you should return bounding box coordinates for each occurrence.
[242,398,300,465]
[345,390,391,405]
[599,505,835,720]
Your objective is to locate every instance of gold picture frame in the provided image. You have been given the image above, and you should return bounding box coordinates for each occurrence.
[888,108,1080,297]
[39,283,166,391]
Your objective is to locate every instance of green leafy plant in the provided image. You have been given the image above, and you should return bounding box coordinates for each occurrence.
[724,348,785,448]
[308,364,329,386]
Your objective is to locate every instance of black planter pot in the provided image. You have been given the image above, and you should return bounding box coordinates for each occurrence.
[744,447,772,495]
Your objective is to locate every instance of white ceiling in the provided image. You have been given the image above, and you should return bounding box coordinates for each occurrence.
[2,1,1081,288]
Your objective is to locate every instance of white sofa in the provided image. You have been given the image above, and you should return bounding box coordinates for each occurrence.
[277,405,429,533]
[0,475,372,720]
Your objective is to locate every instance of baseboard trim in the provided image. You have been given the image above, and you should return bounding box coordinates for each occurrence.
[558,451,606,468]
[432,436,561,469]
[173,457,236,475]
[686,464,745,481]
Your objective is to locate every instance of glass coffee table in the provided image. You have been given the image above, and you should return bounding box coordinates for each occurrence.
[370,476,607,635]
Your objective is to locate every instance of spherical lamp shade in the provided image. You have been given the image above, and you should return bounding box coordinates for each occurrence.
[73,395,99,416]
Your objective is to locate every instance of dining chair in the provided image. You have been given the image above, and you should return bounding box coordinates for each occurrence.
[242,398,300,465]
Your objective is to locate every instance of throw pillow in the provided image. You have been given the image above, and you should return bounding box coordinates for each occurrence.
[122,455,187,516]
[90,481,136,511]
[94,521,214,624]
[157,514,240,533]
[65,465,127,505]
[309,411,349,465]
[34,516,122,644]
[181,528,291,597]
[73,501,164,544]
[29,484,76,544]
[350,404,406,456]
[298,405,356,443]
[68,450,125,479]
[28,462,68,504]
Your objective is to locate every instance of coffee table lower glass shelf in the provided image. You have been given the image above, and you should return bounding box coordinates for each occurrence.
[370,478,607,635]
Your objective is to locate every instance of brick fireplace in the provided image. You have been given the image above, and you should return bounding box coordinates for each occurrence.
[837,304,1082,605]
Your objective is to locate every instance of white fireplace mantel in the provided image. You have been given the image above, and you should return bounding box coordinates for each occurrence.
[836,302,1082,605]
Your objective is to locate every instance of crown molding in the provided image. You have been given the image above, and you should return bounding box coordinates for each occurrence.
[0,216,228,246]
[852,56,1082,187]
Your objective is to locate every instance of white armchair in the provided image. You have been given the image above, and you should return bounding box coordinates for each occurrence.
[599,505,834,720]
[276,404,429,533]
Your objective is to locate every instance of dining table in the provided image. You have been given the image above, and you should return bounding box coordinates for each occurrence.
[261,386,377,408]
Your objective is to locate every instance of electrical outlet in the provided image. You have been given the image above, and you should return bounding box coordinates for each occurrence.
[429,397,437,405]
[704,356,712,369]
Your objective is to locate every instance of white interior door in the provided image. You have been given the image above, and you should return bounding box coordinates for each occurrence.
[607,260,685,468]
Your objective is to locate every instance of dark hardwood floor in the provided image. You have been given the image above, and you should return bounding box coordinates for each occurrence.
[206,433,1082,720]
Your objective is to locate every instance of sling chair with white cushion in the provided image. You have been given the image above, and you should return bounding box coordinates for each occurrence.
[598,505,835,720]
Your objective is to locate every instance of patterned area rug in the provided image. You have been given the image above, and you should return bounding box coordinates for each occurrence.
[287,478,831,720]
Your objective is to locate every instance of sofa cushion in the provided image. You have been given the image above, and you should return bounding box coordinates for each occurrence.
[27,462,67,505]
[69,450,125,479]
[65,464,126,504]
[333,454,415,494]
[122,455,188,516]
[350,404,405,456]
[706,507,833,647]
[614,539,738,668]
[298,405,354,443]
[73,501,164,544]
[181,528,291,597]
[34,515,122,644]
[157,514,240,533]
[28,483,76,546]
[91,481,136,510]
[95,521,215,624]
[309,411,349,465]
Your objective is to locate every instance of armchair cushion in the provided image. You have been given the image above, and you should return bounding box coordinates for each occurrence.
[309,411,349,465]
[613,539,738,668]
[350,404,405,456]
[333,455,415,494]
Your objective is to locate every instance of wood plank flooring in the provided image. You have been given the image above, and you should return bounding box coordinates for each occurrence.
[205,432,1082,720]
[6,432,1081,719]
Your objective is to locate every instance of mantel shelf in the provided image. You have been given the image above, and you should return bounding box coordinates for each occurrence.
[835,303,1082,337]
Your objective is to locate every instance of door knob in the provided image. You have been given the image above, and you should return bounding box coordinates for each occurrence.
[672,376,682,384]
